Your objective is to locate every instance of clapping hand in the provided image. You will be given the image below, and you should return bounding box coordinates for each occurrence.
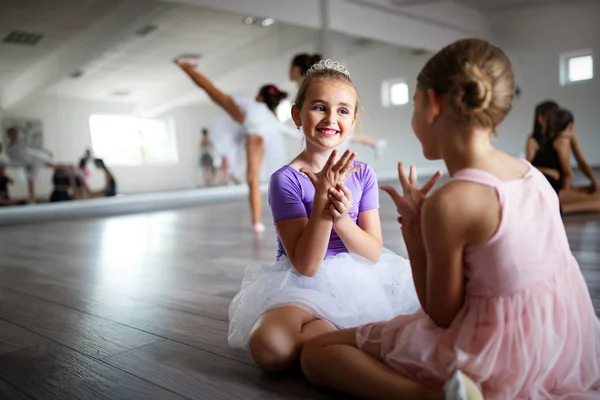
[380,162,443,227]
[300,149,362,197]
[328,183,353,222]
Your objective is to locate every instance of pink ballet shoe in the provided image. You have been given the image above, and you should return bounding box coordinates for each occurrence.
[252,222,265,233]
[443,371,483,400]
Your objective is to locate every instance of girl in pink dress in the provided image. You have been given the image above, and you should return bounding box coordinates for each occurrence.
[300,38,600,399]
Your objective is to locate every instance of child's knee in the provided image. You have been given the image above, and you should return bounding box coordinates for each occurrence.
[248,325,297,373]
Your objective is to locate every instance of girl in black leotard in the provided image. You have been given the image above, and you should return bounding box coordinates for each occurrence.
[50,167,76,202]
[526,107,600,214]
[93,159,117,197]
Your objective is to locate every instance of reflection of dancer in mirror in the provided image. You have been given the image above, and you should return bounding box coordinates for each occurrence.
[0,159,18,206]
[199,128,220,186]
[4,126,71,203]
[290,53,387,158]
[210,120,242,186]
[92,159,117,198]
[176,58,290,233]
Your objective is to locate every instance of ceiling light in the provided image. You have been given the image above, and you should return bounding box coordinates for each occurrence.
[243,16,255,25]
[69,70,84,79]
[260,17,274,27]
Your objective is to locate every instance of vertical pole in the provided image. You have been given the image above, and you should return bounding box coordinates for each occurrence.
[319,0,332,58]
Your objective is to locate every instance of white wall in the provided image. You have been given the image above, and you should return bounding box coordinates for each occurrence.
[0,96,217,198]
[1,97,132,198]
[489,1,600,165]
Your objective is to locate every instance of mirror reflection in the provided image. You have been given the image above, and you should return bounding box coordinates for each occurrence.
[0,2,417,215]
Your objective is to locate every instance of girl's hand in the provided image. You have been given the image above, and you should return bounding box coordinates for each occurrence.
[328,183,353,222]
[300,149,362,197]
[381,162,443,227]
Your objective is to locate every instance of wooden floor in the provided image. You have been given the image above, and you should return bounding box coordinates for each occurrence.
[0,184,599,399]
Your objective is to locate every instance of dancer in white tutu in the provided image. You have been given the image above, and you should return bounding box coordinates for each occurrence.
[4,126,71,203]
[176,59,289,232]
[228,59,420,373]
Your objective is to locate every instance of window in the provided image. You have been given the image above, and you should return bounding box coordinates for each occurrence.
[89,115,178,166]
[560,49,594,86]
[382,79,409,107]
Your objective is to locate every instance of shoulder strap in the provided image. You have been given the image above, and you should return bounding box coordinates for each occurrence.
[451,168,504,188]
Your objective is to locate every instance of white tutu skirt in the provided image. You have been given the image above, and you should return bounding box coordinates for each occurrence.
[228,248,421,349]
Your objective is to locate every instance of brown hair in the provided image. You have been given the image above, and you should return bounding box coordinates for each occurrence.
[417,38,514,130]
[294,68,360,115]
[292,53,323,76]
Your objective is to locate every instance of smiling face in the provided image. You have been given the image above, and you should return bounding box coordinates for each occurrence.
[292,79,357,150]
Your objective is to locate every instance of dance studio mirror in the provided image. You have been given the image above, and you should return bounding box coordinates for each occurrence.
[0,0,429,221]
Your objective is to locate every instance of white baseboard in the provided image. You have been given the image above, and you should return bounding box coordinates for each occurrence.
[0,168,447,226]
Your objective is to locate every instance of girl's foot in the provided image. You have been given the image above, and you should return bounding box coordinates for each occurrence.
[443,370,483,400]
[253,222,265,233]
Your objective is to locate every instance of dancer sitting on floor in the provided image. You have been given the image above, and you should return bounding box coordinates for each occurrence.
[0,159,17,206]
[91,158,117,198]
[228,59,422,373]
[176,58,290,233]
[527,106,600,214]
[290,53,387,157]
[301,38,600,400]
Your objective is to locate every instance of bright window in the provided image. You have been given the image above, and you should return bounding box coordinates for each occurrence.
[560,49,594,86]
[382,79,409,107]
[90,115,178,166]
[568,55,593,82]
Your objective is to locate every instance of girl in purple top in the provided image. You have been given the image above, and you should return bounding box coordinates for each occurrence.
[228,59,420,373]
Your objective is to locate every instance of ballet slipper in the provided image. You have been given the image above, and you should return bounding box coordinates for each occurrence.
[443,370,484,400]
[253,222,265,233]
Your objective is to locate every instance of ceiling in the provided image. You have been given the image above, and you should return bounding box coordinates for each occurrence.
[0,0,122,88]
[390,0,566,11]
[0,0,575,112]
[44,5,304,103]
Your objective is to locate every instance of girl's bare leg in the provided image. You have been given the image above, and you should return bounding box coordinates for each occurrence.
[245,134,264,230]
[559,189,600,214]
[301,328,443,400]
[249,306,333,373]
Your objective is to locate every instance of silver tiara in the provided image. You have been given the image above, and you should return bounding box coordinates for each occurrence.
[306,59,350,78]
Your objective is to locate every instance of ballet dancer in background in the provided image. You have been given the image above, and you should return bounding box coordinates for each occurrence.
[176,58,290,233]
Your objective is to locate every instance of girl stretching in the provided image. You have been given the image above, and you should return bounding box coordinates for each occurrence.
[301,39,600,399]
[228,59,421,373]
[176,59,289,233]
[527,106,600,214]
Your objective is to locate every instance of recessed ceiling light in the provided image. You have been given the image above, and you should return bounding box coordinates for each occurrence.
[112,90,131,97]
[69,70,84,79]
[260,17,274,27]
[136,25,158,36]
[243,16,255,25]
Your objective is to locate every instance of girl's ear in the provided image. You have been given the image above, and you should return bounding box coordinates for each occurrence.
[426,88,441,124]
[291,105,302,129]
